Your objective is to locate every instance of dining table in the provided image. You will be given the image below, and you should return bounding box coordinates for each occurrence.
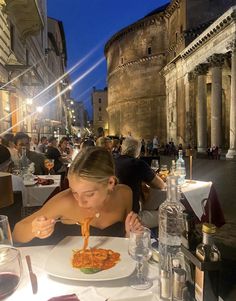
[7,238,160,301]
[21,175,61,217]
[143,179,225,228]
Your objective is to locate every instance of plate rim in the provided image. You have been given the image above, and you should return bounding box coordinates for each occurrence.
[44,236,136,281]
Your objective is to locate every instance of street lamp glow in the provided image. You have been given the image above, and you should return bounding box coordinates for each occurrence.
[68,85,72,90]
[36,106,43,113]
[70,100,74,105]
[26,98,33,105]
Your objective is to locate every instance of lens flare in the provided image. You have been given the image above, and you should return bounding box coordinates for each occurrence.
[0,57,105,135]
[0,42,103,123]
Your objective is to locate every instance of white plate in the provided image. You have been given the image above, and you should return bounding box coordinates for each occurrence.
[44,236,136,281]
[109,293,158,301]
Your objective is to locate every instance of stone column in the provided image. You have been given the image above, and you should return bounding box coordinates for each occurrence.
[226,41,236,159]
[207,54,224,147]
[194,63,209,152]
[184,72,195,147]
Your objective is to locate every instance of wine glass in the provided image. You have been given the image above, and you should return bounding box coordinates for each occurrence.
[0,246,22,299]
[0,216,13,246]
[159,165,169,182]
[128,227,152,289]
[44,159,54,176]
[151,159,159,173]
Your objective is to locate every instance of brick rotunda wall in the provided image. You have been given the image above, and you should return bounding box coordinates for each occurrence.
[105,13,167,141]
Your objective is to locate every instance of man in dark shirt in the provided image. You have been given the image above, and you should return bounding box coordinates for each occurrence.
[115,137,165,213]
[14,132,46,175]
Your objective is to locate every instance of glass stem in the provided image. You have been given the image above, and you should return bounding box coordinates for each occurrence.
[136,261,144,282]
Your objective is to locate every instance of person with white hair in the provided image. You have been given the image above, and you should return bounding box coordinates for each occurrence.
[115,137,165,215]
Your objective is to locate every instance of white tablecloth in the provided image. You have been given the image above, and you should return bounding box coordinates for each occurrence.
[7,243,160,301]
[144,180,212,221]
[23,175,61,207]
[181,180,212,220]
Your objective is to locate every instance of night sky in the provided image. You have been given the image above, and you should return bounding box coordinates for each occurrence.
[47,0,169,118]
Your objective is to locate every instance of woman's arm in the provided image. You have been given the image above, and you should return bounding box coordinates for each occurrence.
[12,189,71,243]
[120,185,143,236]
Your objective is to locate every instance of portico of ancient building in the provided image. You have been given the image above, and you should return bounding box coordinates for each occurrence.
[164,6,236,158]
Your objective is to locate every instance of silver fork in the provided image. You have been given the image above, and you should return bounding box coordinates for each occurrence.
[55,218,81,225]
[55,213,100,225]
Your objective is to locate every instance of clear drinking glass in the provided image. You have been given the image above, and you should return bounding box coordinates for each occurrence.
[0,246,22,299]
[128,227,152,289]
[151,160,159,173]
[0,216,13,246]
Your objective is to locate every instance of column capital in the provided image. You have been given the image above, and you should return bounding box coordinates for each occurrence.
[207,53,224,67]
[226,40,236,52]
[194,63,209,76]
[187,71,195,81]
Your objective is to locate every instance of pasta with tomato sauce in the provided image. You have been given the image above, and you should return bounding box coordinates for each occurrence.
[72,216,120,273]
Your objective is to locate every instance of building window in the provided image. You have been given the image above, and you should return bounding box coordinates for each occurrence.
[147,47,152,55]
[180,25,183,33]
[99,107,101,111]
[98,98,101,103]
[120,57,124,64]
[99,116,102,121]
[171,111,174,122]
[10,23,15,51]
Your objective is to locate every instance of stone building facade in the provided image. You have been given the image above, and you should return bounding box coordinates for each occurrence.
[92,87,108,136]
[0,0,68,139]
[105,6,168,141]
[105,0,236,158]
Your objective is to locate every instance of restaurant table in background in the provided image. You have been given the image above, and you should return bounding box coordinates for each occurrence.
[143,180,225,228]
[9,244,160,301]
[22,175,61,217]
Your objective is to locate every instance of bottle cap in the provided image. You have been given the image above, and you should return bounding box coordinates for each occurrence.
[202,223,216,234]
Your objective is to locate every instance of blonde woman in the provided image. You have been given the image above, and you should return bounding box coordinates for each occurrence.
[13,147,141,245]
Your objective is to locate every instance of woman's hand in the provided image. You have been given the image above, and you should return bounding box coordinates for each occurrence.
[125,211,143,237]
[32,216,55,239]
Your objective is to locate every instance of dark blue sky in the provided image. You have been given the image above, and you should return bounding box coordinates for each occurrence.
[47,0,169,118]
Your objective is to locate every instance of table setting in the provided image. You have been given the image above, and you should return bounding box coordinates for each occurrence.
[22,175,61,208]
[0,223,160,301]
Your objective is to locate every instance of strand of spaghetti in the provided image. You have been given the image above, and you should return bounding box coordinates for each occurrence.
[81,216,93,250]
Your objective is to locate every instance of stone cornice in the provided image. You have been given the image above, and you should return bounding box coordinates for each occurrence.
[164,0,180,18]
[181,6,236,59]
[104,14,165,55]
[107,53,164,80]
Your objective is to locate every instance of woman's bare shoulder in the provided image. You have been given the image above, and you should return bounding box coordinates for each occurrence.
[43,188,74,210]
[116,183,132,194]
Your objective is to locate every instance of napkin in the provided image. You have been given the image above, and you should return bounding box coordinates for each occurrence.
[47,287,106,301]
[48,294,79,301]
